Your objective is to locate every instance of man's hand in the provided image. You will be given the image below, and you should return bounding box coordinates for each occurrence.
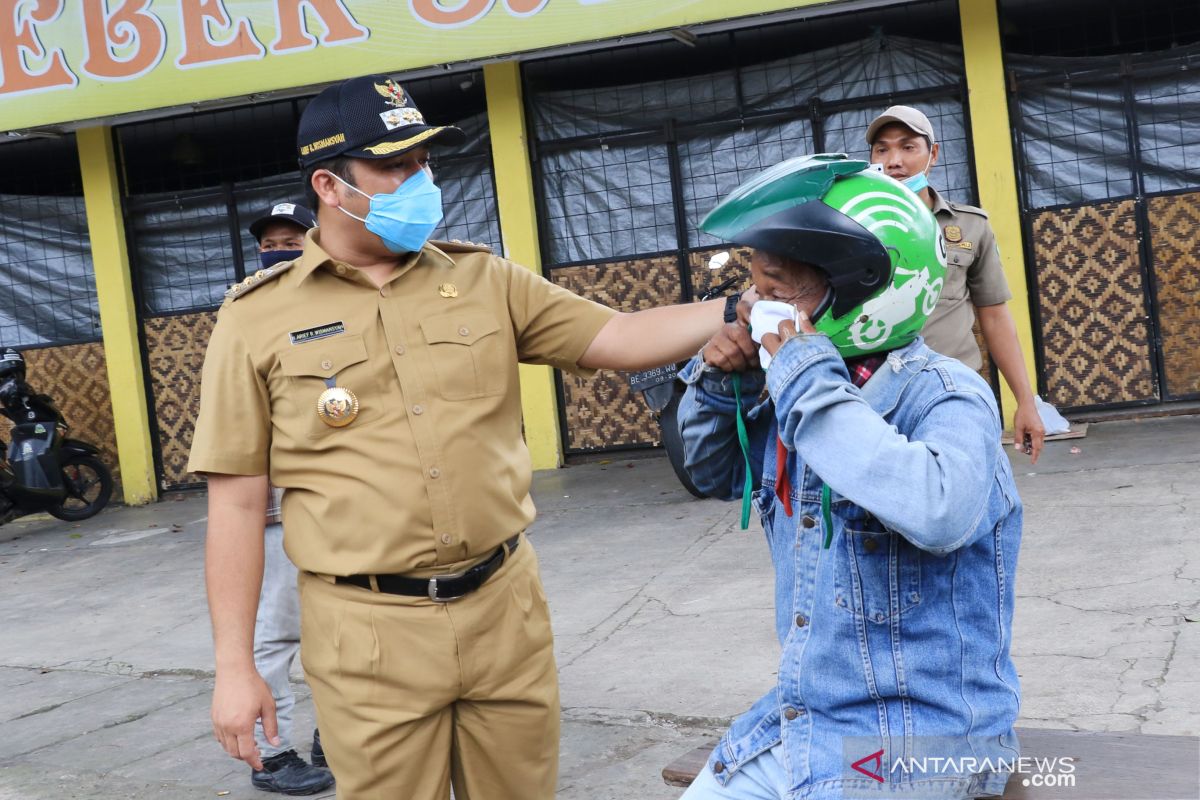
[702,321,759,372]
[1012,398,1045,465]
[700,287,761,372]
[760,309,817,355]
[212,667,279,771]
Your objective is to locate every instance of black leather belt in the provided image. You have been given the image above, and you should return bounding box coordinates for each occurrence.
[336,534,520,602]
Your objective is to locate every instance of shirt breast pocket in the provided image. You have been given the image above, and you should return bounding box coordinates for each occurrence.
[833,514,922,624]
[420,312,506,401]
[941,249,974,301]
[277,334,382,439]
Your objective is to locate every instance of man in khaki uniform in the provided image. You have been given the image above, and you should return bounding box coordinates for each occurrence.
[865,105,1045,462]
[190,75,750,800]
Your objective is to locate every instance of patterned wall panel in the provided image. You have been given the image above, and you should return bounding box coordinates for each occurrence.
[1147,193,1200,399]
[0,342,122,501]
[143,311,216,489]
[550,255,683,451]
[687,246,753,301]
[1030,201,1156,408]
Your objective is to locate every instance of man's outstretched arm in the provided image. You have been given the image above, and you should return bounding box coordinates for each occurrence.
[578,298,727,371]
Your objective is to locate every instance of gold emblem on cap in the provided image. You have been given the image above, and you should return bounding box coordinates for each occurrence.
[316,386,359,427]
[439,283,458,298]
[944,225,962,243]
[374,79,407,108]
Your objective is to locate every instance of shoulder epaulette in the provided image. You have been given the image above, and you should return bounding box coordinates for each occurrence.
[224,261,295,301]
[428,238,493,254]
[946,201,988,219]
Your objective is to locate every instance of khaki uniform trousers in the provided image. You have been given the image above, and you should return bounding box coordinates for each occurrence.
[299,537,559,800]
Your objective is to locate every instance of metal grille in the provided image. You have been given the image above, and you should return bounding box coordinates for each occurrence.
[0,134,99,348]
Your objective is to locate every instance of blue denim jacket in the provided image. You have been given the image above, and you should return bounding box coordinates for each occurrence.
[678,334,1022,799]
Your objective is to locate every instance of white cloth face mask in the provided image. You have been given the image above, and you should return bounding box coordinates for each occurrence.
[748,300,801,370]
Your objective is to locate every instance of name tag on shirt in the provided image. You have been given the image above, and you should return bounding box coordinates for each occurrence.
[290,321,345,345]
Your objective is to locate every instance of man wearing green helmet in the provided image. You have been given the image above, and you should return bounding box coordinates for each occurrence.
[676,154,1023,799]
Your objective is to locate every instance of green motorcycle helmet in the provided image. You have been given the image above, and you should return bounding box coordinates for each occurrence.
[701,153,946,358]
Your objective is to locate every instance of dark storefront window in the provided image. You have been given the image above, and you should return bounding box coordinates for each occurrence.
[1003,0,1200,411]
[528,13,972,271]
[0,135,98,348]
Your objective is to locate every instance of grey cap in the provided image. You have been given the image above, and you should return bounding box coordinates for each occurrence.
[865,105,936,146]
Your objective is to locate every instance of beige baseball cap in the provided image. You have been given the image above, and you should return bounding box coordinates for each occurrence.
[865,105,936,145]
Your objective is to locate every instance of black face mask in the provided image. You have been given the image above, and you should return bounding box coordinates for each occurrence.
[259,249,303,269]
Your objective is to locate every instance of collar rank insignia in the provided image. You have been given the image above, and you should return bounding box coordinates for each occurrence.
[375,79,406,109]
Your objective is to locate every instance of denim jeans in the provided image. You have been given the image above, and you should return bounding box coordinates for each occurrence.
[253,522,301,757]
[682,745,789,800]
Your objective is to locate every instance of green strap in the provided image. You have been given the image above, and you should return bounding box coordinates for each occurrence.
[731,374,754,530]
[821,483,834,549]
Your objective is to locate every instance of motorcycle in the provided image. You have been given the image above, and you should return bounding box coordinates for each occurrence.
[628,252,744,498]
[0,348,114,525]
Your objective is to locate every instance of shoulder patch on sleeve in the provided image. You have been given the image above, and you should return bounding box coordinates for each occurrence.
[428,238,493,254]
[947,201,988,219]
[224,261,295,302]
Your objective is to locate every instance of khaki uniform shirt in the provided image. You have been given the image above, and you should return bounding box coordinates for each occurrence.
[921,187,1012,370]
[188,231,615,576]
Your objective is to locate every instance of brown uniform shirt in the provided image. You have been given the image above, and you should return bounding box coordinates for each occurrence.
[922,187,1012,369]
[188,231,615,576]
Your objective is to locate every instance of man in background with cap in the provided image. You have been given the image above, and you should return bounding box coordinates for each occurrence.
[238,202,335,796]
[190,74,751,800]
[866,105,1045,463]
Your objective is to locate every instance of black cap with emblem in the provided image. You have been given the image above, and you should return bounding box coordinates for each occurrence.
[297,75,466,168]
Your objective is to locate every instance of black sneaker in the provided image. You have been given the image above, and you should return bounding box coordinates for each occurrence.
[310,729,327,769]
[250,749,334,796]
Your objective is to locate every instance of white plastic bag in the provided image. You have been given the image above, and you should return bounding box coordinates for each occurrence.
[1034,395,1071,435]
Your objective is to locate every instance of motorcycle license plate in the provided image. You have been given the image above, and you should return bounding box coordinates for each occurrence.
[628,363,679,392]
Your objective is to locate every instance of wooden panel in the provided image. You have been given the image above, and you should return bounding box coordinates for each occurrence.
[1147,193,1200,399]
[1030,201,1156,408]
[551,255,682,451]
[143,311,216,489]
[0,342,122,501]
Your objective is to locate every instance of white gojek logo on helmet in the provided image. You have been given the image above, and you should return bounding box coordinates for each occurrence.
[835,182,945,352]
[848,264,944,349]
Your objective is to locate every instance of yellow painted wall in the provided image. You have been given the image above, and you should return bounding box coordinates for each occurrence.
[484,60,564,470]
[959,0,1039,427]
[76,126,158,504]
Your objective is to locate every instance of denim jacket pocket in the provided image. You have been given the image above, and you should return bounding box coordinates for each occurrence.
[833,518,923,624]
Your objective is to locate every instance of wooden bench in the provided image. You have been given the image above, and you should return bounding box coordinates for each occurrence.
[663,728,1200,798]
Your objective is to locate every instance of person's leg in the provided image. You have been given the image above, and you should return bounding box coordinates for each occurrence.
[253,522,300,758]
[448,540,560,800]
[680,744,789,800]
[299,571,459,800]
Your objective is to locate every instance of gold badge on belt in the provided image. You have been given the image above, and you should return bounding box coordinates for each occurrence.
[944,225,962,243]
[317,378,359,427]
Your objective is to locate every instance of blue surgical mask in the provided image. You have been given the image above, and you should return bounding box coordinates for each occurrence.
[332,168,444,253]
[902,151,934,194]
[259,249,303,269]
[903,171,929,193]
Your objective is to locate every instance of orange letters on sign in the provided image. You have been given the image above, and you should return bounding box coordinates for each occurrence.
[271,0,369,52]
[81,0,166,80]
[409,0,493,28]
[0,0,75,96]
[504,0,548,15]
[177,0,264,67]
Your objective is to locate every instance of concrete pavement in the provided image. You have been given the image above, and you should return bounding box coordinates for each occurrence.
[1,415,1198,799]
